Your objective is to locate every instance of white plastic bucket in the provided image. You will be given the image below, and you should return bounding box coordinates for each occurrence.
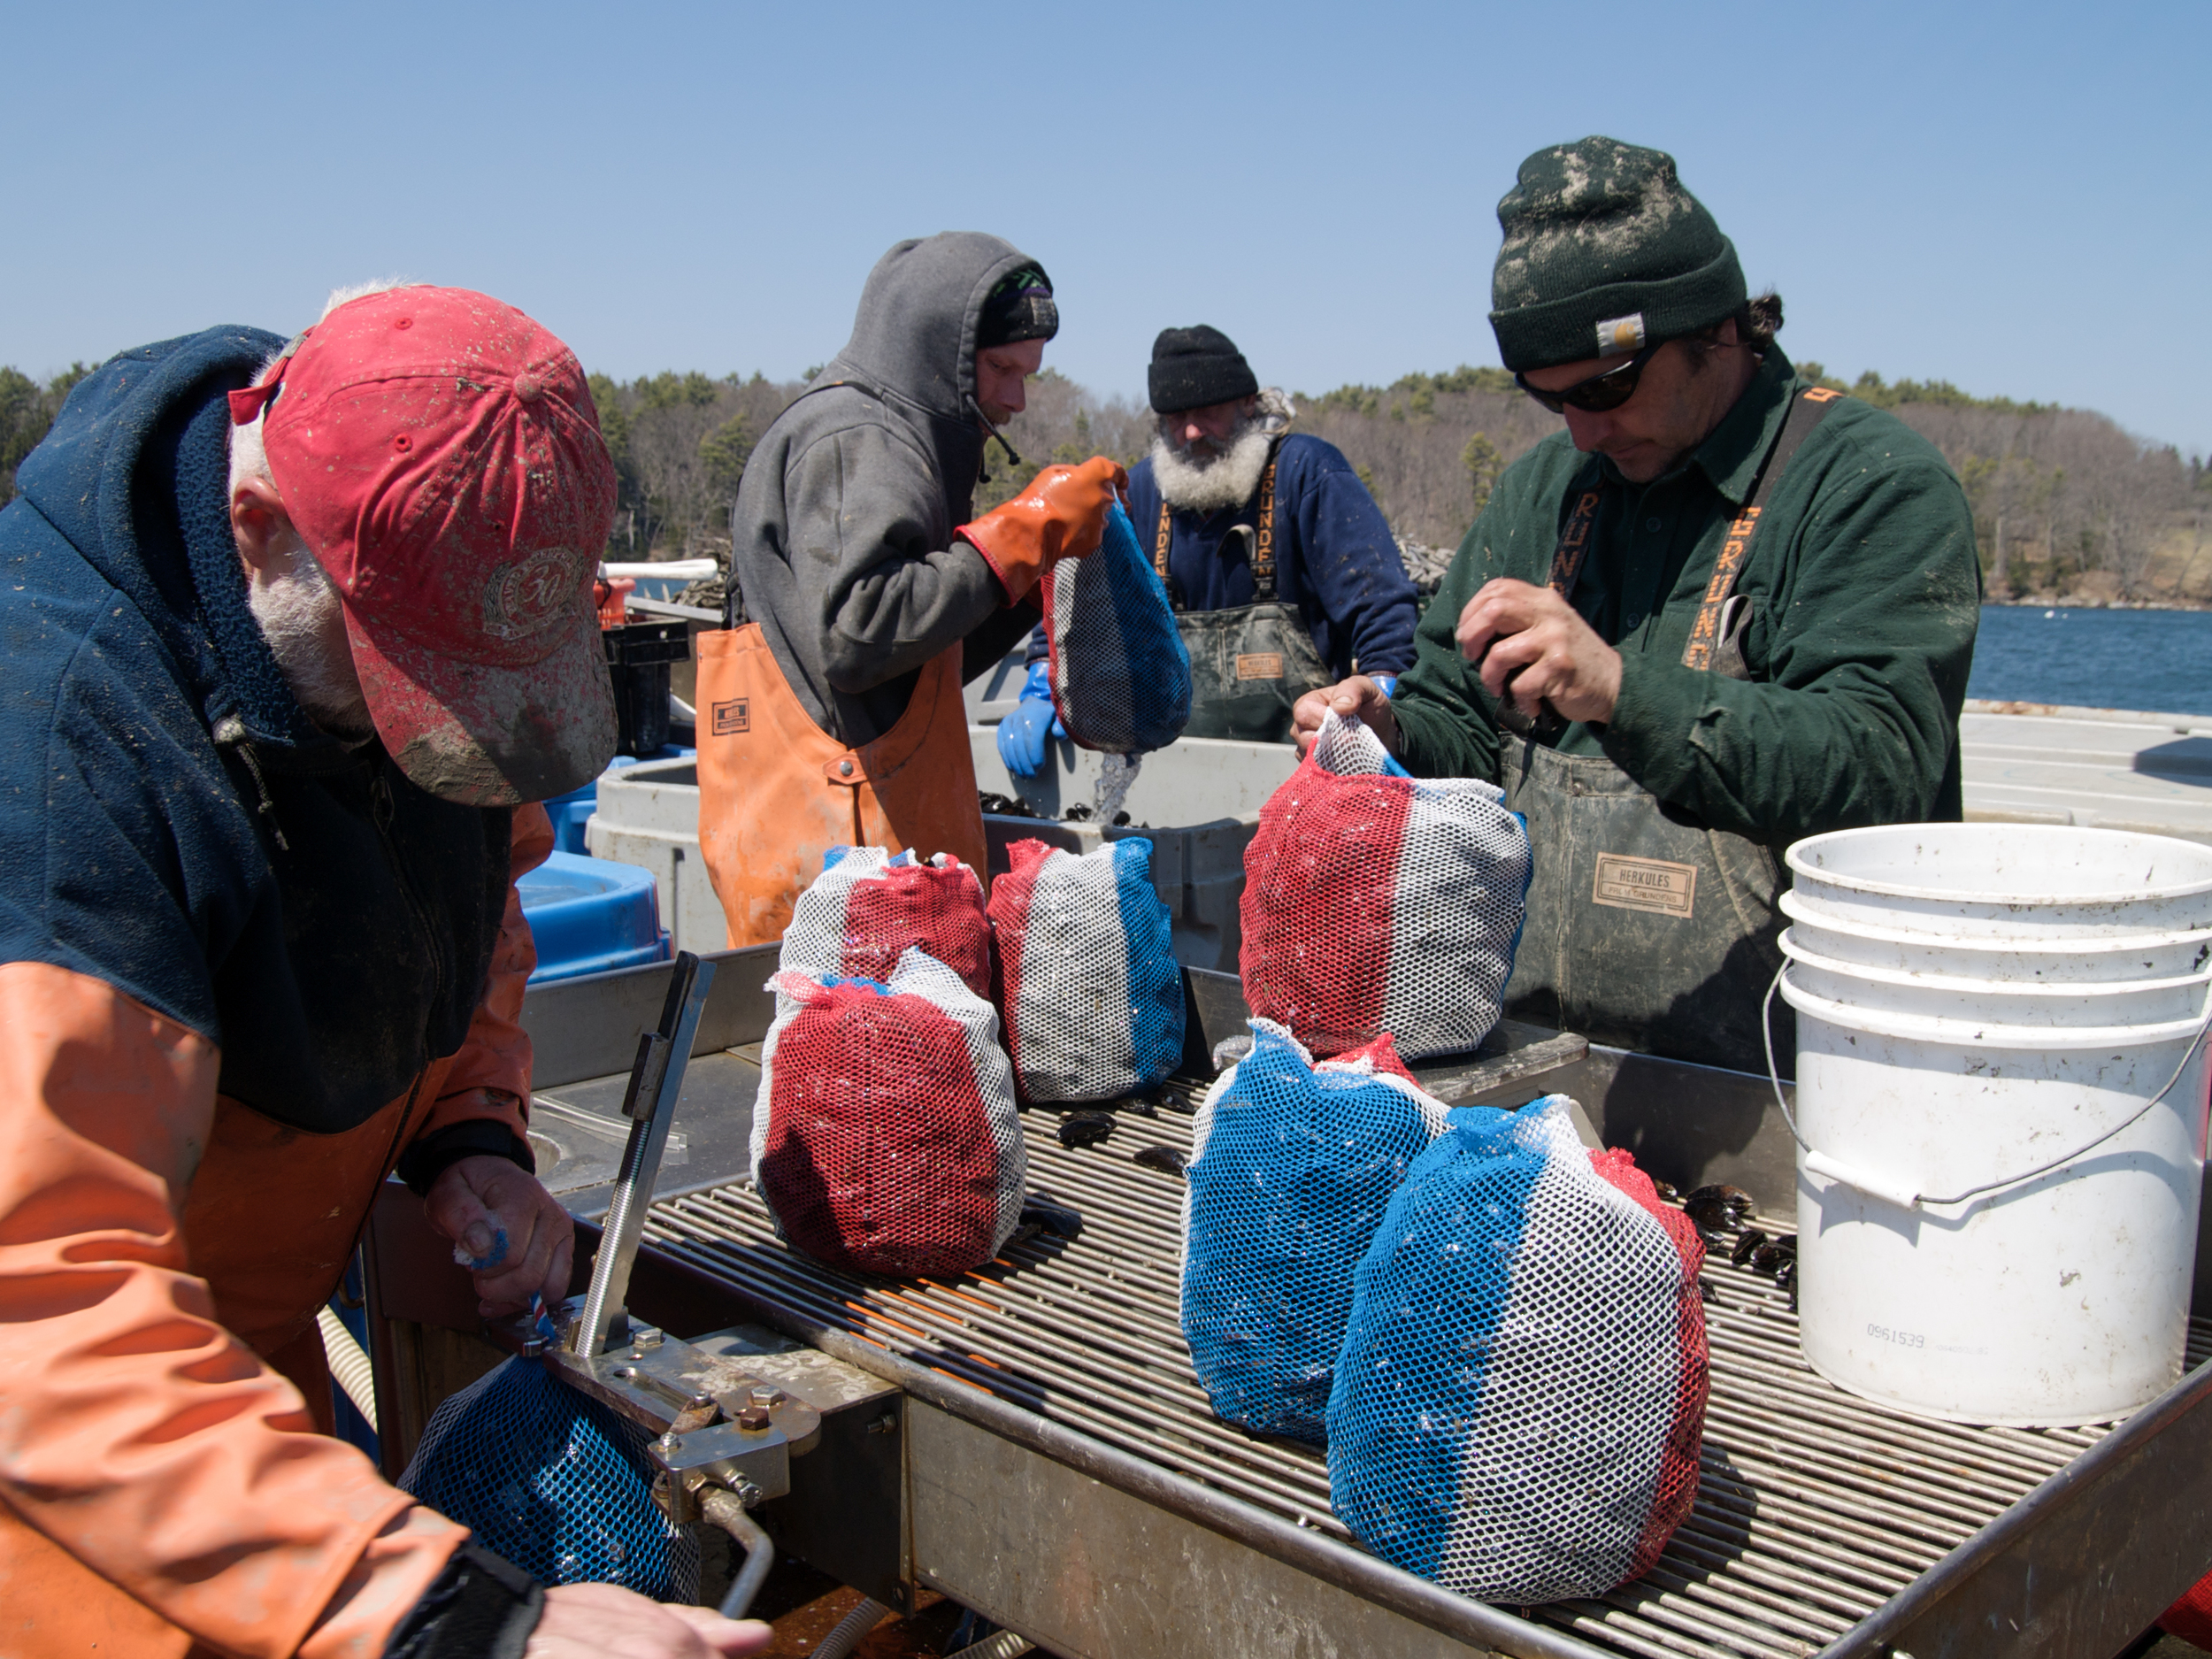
[1781,971,2212,1426]
[1777,889,2212,984]
[1787,824,2212,941]
[1778,929,2212,1028]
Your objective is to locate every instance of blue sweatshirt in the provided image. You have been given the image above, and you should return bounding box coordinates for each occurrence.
[0,326,523,1163]
[1027,434,1418,679]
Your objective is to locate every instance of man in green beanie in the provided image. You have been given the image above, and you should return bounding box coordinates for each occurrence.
[1294,136,1979,1072]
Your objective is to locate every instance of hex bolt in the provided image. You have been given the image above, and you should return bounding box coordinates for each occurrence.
[736,1403,772,1431]
[864,1411,897,1436]
[748,1386,785,1409]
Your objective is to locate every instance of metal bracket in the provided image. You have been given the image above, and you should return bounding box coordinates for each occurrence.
[491,1295,822,1507]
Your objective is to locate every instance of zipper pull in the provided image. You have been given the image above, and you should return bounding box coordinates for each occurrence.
[371,769,395,831]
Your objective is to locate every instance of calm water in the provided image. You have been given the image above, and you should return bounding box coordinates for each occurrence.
[1966,605,2212,717]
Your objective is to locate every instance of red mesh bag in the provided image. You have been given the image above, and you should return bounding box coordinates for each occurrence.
[1587,1145,1712,1583]
[2163,1571,2212,1647]
[779,847,992,1000]
[1240,711,1529,1060]
[751,948,1025,1276]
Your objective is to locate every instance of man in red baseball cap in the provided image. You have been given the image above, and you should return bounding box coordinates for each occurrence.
[0,286,764,1655]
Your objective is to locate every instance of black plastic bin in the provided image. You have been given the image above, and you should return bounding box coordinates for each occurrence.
[602,620,690,757]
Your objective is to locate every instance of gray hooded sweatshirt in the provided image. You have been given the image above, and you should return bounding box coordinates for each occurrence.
[729,232,1045,745]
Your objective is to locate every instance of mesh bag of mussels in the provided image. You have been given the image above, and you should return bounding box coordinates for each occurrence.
[752,946,1026,1276]
[779,845,993,1000]
[1325,1095,1708,1605]
[988,836,1184,1103]
[401,1358,698,1601]
[1041,501,1192,752]
[1179,1019,1448,1444]
[1240,710,1531,1061]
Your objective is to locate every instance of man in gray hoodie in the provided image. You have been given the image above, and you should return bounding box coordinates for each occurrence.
[697,232,1124,947]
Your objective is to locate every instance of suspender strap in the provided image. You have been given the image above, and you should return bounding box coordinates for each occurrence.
[1680,386,1847,670]
[1152,444,1284,607]
[1542,488,1604,600]
[1250,455,1279,600]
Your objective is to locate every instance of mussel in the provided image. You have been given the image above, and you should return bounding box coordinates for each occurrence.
[1133,1145,1187,1177]
[1683,1183,1755,1233]
[1057,1112,1117,1150]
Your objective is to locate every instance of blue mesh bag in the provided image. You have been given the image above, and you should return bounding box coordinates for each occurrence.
[401,1357,698,1599]
[1325,1097,1709,1605]
[1179,1020,1448,1444]
[1040,501,1192,751]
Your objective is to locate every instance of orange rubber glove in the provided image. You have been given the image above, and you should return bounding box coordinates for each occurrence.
[957,456,1128,604]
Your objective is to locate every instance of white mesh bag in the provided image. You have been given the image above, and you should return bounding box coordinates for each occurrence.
[987,835,1185,1102]
[752,946,1025,1276]
[1240,709,1531,1060]
[1325,1095,1709,1603]
[1179,1018,1449,1444]
[778,846,992,1001]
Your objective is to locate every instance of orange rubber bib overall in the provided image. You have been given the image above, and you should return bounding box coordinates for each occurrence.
[695,625,988,949]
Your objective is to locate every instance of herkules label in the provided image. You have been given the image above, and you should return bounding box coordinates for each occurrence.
[711,698,750,736]
[1592,853,1696,918]
[1235,653,1284,681]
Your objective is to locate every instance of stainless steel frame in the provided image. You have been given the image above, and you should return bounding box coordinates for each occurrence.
[367,954,2212,1658]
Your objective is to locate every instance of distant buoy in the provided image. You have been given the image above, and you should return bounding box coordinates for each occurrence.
[2045,610,2057,618]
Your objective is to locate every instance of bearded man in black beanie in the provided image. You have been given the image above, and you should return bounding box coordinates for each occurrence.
[1295,136,1979,1073]
[998,325,1417,768]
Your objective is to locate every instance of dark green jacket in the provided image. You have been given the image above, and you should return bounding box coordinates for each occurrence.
[1392,349,1980,850]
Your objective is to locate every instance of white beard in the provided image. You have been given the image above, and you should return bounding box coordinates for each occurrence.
[245,538,375,740]
[1149,422,1276,516]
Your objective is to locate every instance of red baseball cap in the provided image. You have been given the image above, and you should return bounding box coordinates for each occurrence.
[231,286,618,806]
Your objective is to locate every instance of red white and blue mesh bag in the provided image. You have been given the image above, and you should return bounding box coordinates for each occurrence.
[1325,1095,1709,1604]
[752,946,1025,1276]
[987,835,1185,1102]
[779,845,993,1000]
[1041,501,1192,752]
[1240,709,1531,1061]
[1179,1018,1449,1444]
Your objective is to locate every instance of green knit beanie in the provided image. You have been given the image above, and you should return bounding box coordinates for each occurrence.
[1488,136,1746,373]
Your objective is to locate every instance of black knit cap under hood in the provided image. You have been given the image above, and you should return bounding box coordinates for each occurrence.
[977,265,1058,349]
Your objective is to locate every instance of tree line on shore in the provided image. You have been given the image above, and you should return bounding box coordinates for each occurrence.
[6,352,2206,606]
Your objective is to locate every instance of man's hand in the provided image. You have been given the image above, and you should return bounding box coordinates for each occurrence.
[1291,676,1399,758]
[425,1155,575,1318]
[527,1584,770,1656]
[1455,578,1623,726]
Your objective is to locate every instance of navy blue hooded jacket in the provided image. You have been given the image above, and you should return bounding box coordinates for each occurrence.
[1026,434,1418,679]
[0,325,522,1171]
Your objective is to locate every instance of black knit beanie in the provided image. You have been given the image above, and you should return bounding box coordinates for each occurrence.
[1488,137,1746,372]
[1148,326,1259,413]
[978,265,1059,349]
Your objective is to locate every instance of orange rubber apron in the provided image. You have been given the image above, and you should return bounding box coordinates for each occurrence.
[696,624,988,949]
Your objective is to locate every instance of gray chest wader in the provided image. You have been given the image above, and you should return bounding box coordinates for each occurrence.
[1157,453,1333,743]
[1501,387,1846,1074]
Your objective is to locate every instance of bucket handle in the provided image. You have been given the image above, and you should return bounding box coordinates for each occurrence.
[1762,966,2212,1210]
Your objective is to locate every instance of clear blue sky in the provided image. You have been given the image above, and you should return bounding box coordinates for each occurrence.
[5,1,2207,455]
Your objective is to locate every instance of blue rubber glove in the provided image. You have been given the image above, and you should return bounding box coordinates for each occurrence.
[996,663,1066,778]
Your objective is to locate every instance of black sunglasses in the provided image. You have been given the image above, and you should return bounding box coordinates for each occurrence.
[1515,343,1661,415]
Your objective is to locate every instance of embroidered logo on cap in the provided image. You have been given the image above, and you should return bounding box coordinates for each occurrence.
[482,546,588,641]
[1596,313,1647,356]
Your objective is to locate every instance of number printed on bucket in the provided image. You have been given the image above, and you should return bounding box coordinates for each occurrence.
[1867,1323,1926,1350]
